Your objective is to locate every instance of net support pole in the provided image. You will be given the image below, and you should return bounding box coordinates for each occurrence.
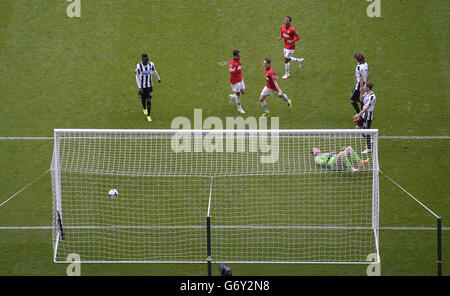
[437,216,442,276]
[206,176,213,276]
[206,216,212,276]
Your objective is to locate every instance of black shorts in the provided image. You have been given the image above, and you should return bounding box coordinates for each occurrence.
[357,117,372,129]
[139,87,153,100]
[350,87,360,102]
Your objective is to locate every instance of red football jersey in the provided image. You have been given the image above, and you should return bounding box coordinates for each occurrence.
[280,24,300,50]
[265,67,278,90]
[229,58,243,84]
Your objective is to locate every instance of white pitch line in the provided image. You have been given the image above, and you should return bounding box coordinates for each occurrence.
[0,136,448,140]
[0,226,448,230]
[0,137,53,140]
[379,136,449,139]
[380,226,449,230]
[0,226,52,230]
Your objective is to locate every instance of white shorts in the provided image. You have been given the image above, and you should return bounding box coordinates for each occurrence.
[230,80,245,93]
[284,48,295,59]
[260,86,278,97]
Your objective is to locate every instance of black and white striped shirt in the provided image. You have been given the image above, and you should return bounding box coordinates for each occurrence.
[362,91,376,120]
[354,62,369,90]
[135,62,160,88]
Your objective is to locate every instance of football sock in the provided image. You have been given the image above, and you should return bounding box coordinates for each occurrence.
[351,102,360,113]
[141,97,146,110]
[235,95,241,106]
[290,57,301,63]
[366,135,372,149]
[260,101,269,112]
[147,98,152,116]
[282,94,290,104]
[285,62,290,73]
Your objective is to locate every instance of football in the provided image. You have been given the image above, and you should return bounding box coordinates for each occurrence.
[108,189,118,198]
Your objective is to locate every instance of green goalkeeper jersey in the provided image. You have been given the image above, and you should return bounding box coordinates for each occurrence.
[314,153,334,166]
[315,151,361,170]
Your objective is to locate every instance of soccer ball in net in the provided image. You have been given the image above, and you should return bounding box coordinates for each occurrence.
[108,189,118,198]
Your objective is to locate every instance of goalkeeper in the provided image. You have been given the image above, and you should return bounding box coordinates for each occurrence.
[311,146,367,172]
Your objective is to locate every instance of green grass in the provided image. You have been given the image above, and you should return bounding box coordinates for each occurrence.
[0,0,449,275]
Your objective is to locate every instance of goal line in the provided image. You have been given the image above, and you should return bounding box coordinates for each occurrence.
[2,225,448,230]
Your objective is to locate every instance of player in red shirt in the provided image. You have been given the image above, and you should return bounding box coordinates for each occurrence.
[228,49,245,114]
[259,58,292,118]
[277,16,304,79]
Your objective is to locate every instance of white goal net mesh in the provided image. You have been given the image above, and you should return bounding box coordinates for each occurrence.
[51,129,379,264]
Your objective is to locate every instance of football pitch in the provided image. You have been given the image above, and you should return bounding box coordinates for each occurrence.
[0,0,448,276]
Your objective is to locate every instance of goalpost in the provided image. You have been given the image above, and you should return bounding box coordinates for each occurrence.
[51,129,380,265]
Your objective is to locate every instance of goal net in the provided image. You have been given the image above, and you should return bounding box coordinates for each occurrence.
[51,129,380,264]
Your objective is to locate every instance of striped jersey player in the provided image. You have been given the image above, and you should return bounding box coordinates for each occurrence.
[228,49,246,114]
[350,51,370,113]
[354,82,376,154]
[277,16,304,79]
[135,53,161,122]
